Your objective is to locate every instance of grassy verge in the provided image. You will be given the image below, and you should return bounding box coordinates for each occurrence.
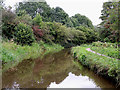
[1,41,64,72]
[90,46,119,59]
[90,42,119,59]
[71,45,120,85]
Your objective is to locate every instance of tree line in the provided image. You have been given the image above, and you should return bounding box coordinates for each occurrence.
[2,1,118,47]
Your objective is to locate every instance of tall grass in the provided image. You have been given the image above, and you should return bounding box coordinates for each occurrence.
[1,41,64,72]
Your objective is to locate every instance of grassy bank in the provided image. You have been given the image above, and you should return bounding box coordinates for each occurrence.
[72,44,120,85]
[1,41,64,72]
[90,42,119,59]
[90,46,119,59]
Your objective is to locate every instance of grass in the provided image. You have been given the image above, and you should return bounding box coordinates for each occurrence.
[72,45,120,84]
[1,41,64,72]
[90,46,119,59]
[90,42,119,59]
[91,41,118,48]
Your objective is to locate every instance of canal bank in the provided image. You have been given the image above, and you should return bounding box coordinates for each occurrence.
[1,42,64,72]
[72,46,120,88]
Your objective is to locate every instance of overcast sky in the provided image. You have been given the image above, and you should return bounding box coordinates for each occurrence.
[4,0,109,25]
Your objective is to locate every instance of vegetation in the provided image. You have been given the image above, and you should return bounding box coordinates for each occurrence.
[14,23,35,45]
[1,0,119,87]
[90,42,119,59]
[72,44,120,84]
[1,41,64,72]
[15,2,94,28]
[2,6,16,40]
[98,1,119,43]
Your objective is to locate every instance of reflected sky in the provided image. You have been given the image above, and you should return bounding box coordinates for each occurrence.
[48,72,100,88]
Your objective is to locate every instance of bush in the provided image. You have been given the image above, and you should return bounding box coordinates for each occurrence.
[71,30,87,44]
[14,23,35,45]
[2,7,16,40]
[33,14,42,26]
[76,26,99,43]
[32,25,43,41]
[40,22,87,46]
[14,10,33,26]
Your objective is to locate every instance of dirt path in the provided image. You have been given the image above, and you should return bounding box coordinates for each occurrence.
[86,48,118,60]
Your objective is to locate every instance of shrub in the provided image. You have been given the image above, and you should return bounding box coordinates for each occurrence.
[76,26,99,43]
[14,23,35,45]
[32,25,43,41]
[71,30,87,44]
[14,10,33,26]
[2,7,16,40]
[33,14,42,26]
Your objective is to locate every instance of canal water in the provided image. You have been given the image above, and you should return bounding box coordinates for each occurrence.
[2,49,116,88]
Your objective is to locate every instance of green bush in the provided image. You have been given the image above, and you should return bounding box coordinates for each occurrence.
[2,7,16,40]
[40,22,87,46]
[76,26,99,43]
[71,30,87,44]
[14,23,35,45]
[15,10,33,26]
[33,14,42,26]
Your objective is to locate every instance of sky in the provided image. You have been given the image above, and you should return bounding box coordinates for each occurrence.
[3,0,109,25]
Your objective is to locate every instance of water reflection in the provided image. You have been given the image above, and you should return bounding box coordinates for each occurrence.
[48,72,99,88]
[2,49,115,88]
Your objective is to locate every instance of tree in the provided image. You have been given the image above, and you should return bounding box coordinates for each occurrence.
[16,2,52,21]
[71,14,94,29]
[50,7,69,25]
[99,1,119,42]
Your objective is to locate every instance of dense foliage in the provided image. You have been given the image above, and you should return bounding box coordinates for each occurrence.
[76,26,99,43]
[2,7,16,40]
[33,14,42,26]
[2,3,98,47]
[14,23,35,45]
[15,10,33,26]
[16,1,94,28]
[71,14,94,29]
[99,2,119,43]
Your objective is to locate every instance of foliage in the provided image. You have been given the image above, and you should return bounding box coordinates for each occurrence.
[14,10,33,26]
[14,23,35,45]
[1,41,64,71]
[76,26,99,43]
[32,25,43,41]
[90,42,119,59]
[40,22,87,47]
[50,7,70,26]
[71,14,94,29]
[2,6,16,40]
[33,14,42,26]
[91,46,119,59]
[91,41,118,48]
[16,2,94,28]
[72,45,120,83]
[16,2,52,20]
[99,2,119,43]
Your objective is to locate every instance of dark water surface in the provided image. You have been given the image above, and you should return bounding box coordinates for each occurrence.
[2,49,116,88]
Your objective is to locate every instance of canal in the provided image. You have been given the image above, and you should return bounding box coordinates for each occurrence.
[2,49,115,88]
